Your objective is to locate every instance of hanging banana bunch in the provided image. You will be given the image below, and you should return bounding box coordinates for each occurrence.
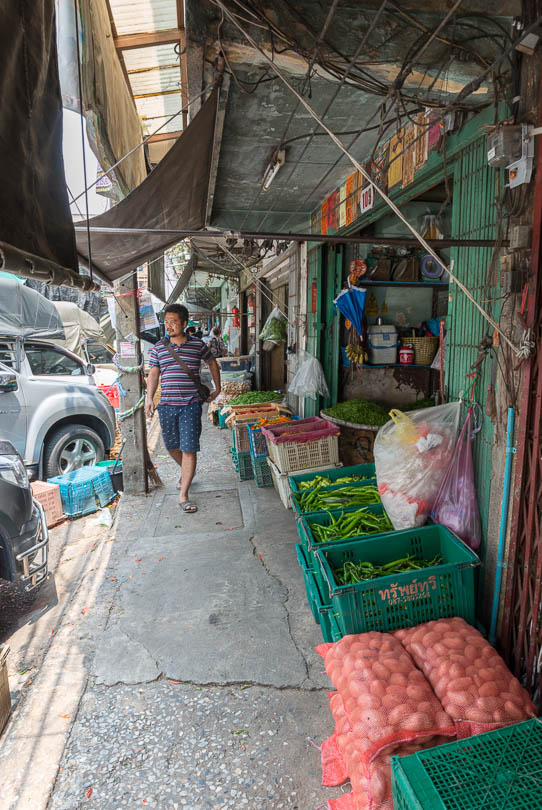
[345,343,367,365]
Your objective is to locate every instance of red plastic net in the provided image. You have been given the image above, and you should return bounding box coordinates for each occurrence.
[323,691,452,810]
[317,632,455,771]
[394,617,537,738]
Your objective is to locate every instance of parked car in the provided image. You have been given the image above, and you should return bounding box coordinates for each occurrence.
[0,341,116,479]
[0,440,48,589]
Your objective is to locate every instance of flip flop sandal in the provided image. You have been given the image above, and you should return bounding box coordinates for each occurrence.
[179,501,198,513]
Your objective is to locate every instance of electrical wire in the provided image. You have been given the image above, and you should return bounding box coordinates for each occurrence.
[251,0,390,232]
[214,0,535,357]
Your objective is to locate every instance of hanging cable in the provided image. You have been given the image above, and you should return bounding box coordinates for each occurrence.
[213,0,538,357]
[73,0,93,281]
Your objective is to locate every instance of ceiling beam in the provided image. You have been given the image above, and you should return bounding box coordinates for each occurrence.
[205,73,230,228]
[147,130,182,143]
[114,28,183,50]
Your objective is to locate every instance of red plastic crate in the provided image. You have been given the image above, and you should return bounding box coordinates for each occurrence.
[99,384,120,409]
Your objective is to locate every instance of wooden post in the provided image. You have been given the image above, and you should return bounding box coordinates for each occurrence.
[114,273,148,495]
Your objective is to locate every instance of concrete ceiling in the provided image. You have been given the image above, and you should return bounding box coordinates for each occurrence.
[186,0,519,234]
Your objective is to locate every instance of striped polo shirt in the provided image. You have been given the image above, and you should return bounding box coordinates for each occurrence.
[149,337,213,405]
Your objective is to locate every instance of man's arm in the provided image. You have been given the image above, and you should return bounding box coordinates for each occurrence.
[206,357,221,402]
[145,366,160,418]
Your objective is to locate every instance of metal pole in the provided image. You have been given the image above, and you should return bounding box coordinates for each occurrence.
[73,226,506,248]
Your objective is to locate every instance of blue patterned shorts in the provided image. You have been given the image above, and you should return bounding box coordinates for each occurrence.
[158,401,203,452]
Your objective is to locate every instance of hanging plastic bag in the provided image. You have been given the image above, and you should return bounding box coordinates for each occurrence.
[259,306,287,349]
[374,401,461,530]
[288,351,330,400]
[431,406,482,549]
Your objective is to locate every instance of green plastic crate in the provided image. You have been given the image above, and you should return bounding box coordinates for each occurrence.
[296,543,321,624]
[252,455,273,487]
[288,463,375,494]
[314,524,479,636]
[391,719,542,810]
[298,504,391,596]
[296,543,344,643]
[291,477,379,519]
[236,450,253,481]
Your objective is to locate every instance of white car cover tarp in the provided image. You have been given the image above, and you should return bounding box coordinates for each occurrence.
[0,279,65,339]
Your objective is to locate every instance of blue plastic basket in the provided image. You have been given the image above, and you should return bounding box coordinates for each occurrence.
[48,466,115,517]
[248,425,269,459]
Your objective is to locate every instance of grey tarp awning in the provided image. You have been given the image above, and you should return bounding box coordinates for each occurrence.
[0,1,85,289]
[76,85,220,282]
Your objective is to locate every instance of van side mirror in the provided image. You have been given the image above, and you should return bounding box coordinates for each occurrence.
[0,371,17,392]
[86,363,96,375]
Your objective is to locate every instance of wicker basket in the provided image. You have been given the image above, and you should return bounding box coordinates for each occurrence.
[401,336,438,365]
[0,644,11,736]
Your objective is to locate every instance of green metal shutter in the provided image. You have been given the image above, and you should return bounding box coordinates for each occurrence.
[447,137,499,541]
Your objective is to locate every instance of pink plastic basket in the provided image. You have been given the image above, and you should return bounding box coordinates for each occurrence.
[262,417,340,473]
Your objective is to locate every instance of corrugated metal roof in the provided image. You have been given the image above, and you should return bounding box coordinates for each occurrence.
[123,43,179,71]
[108,1,185,147]
[136,92,182,134]
[108,0,177,35]
[124,45,180,97]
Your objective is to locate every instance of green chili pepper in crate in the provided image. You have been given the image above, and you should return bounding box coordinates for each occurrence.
[334,554,443,586]
[309,509,393,543]
[295,484,381,514]
[298,474,368,491]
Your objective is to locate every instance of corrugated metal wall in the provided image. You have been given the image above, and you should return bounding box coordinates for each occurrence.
[447,137,499,540]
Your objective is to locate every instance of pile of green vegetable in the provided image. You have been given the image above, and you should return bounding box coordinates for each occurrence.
[333,554,443,586]
[323,398,390,426]
[228,391,282,406]
[294,484,380,513]
[402,398,435,412]
[309,508,393,543]
[297,474,369,491]
[323,397,436,426]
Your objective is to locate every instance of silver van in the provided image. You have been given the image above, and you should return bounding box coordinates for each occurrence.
[0,339,116,479]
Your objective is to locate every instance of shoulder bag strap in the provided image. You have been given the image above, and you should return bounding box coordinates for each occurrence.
[162,340,208,399]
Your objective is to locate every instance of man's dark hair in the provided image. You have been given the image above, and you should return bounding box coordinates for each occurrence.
[164,303,189,323]
[212,325,221,336]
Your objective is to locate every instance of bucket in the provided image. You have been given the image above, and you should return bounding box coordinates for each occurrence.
[96,460,124,492]
[399,345,414,365]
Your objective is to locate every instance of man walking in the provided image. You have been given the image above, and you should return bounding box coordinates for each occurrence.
[145,304,221,513]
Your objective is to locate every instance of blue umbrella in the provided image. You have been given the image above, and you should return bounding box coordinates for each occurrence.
[334,287,366,336]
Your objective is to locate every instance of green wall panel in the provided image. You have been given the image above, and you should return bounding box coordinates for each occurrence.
[447,136,499,547]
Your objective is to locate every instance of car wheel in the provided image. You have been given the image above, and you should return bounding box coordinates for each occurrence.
[43,425,105,478]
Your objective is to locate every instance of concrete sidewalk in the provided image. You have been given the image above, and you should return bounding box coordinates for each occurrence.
[2,415,338,809]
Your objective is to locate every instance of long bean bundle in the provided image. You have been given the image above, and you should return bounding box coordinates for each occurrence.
[295,484,380,513]
[309,508,393,543]
[334,554,443,586]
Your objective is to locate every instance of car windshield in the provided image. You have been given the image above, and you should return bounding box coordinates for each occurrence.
[25,344,84,376]
[87,343,114,364]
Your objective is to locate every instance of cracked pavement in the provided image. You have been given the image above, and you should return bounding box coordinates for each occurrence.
[0,413,335,810]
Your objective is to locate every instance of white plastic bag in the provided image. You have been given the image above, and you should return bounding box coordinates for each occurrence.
[374,401,461,530]
[288,351,330,400]
[259,306,287,348]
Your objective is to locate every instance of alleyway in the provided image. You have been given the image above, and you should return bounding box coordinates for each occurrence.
[1,415,335,810]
